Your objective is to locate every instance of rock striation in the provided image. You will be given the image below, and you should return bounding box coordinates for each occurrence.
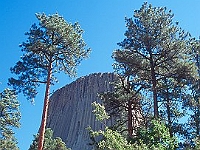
[46,73,117,150]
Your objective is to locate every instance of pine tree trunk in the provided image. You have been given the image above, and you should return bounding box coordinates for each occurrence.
[166,91,173,137]
[38,62,52,150]
[149,54,158,118]
[164,78,173,137]
[128,100,133,137]
[195,108,200,135]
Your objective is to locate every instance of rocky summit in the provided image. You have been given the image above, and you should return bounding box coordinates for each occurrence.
[46,73,117,150]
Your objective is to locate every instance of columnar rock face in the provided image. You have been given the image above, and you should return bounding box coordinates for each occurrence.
[46,73,116,150]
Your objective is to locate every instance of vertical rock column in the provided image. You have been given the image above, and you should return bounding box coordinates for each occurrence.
[46,73,116,150]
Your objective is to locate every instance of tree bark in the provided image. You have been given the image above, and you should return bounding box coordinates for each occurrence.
[149,54,158,118]
[166,89,173,137]
[38,61,52,150]
[127,100,133,137]
[195,109,200,136]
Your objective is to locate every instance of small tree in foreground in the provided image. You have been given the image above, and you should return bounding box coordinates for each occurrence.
[0,88,21,150]
[88,101,177,150]
[8,13,90,150]
[132,119,178,149]
[29,128,70,150]
[98,75,144,138]
[88,101,135,150]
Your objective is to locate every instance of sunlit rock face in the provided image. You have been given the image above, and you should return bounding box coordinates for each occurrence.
[46,73,116,150]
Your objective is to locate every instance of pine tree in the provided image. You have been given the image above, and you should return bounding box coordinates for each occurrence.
[183,41,200,145]
[98,74,144,137]
[190,44,200,137]
[112,2,197,120]
[110,3,199,148]
[29,128,70,150]
[89,101,177,150]
[0,88,21,150]
[8,13,90,150]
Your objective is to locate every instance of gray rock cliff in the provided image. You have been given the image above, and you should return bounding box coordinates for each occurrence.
[46,73,116,150]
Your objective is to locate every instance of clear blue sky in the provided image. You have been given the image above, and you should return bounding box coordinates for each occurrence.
[0,1,200,149]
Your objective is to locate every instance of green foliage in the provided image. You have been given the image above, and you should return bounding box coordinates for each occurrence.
[7,12,90,150]
[88,101,136,150]
[88,126,136,150]
[112,2,197,119]
[133,119,178,150]
[88,3,200,149]
[110,2,198,147]
[92,101,110,122]
[29,128,70,150]
[8,13,91,100]
[8,12,90,150]
[195,136,200,150]
[181,42,200,144]
[0,88,21,150]
[98,76,141,114]
[98,75,144,137]
[89,101,178,150]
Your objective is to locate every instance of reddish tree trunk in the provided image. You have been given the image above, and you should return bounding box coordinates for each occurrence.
[38,62,52,150]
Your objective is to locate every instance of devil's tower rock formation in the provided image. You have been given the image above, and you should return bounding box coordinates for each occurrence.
[46,73,116,150]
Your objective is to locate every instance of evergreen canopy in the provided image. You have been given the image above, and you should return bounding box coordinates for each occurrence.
[8,13,91,100]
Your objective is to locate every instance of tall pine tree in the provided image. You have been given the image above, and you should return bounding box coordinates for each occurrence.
[112,2,197,120]
[8,13,90,150]
[183,41,200,144]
